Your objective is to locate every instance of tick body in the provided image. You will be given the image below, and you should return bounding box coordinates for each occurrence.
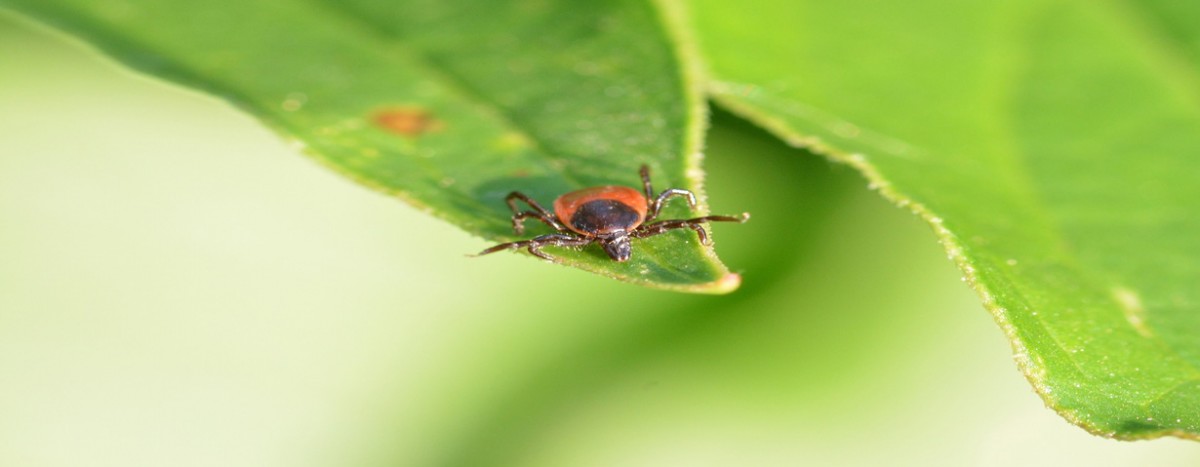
[555,186,647,235]
[477,165,748,262]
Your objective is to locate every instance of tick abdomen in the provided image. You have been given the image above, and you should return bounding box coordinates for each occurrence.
[568,199,642,235]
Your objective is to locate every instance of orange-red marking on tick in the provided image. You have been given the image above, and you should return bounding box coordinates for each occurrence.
[373,107,442,137]
[553,186,648,236]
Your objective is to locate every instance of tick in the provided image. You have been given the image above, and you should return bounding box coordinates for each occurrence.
[477,165,748,262]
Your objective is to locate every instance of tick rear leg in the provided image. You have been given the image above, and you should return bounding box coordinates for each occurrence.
[632,213,750,245]
[505,191,565,234]
[475,233,591,261]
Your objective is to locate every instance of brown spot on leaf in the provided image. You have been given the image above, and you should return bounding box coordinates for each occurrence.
[510,169,531,178]
[373,107,443,137]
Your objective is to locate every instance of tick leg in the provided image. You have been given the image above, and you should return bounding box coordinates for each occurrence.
[511,211,561,235]
[632,213,750,245]
[476,240,528,257]
[647,188,697,222]
[638,165,698,223]
[525,234,592,261]
[505,191,565,234]
[639,164,655,204]
[475,233,591,261]
[687,223,709,244]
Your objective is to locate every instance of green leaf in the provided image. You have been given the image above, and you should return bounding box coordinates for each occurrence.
[685,0,1200,438]
[0,0,741,293]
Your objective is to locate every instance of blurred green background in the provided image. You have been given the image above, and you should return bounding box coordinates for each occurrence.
[2,12,1198,467]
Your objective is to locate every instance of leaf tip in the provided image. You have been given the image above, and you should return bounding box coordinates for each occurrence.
[704,272,742,294]
[644,270,743,295]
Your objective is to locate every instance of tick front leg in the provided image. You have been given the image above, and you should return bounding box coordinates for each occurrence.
[475,233,591,261]
[632,213,750,245]
[475,239,531,257]
[525,234,592,261]
[505,191,565,234]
